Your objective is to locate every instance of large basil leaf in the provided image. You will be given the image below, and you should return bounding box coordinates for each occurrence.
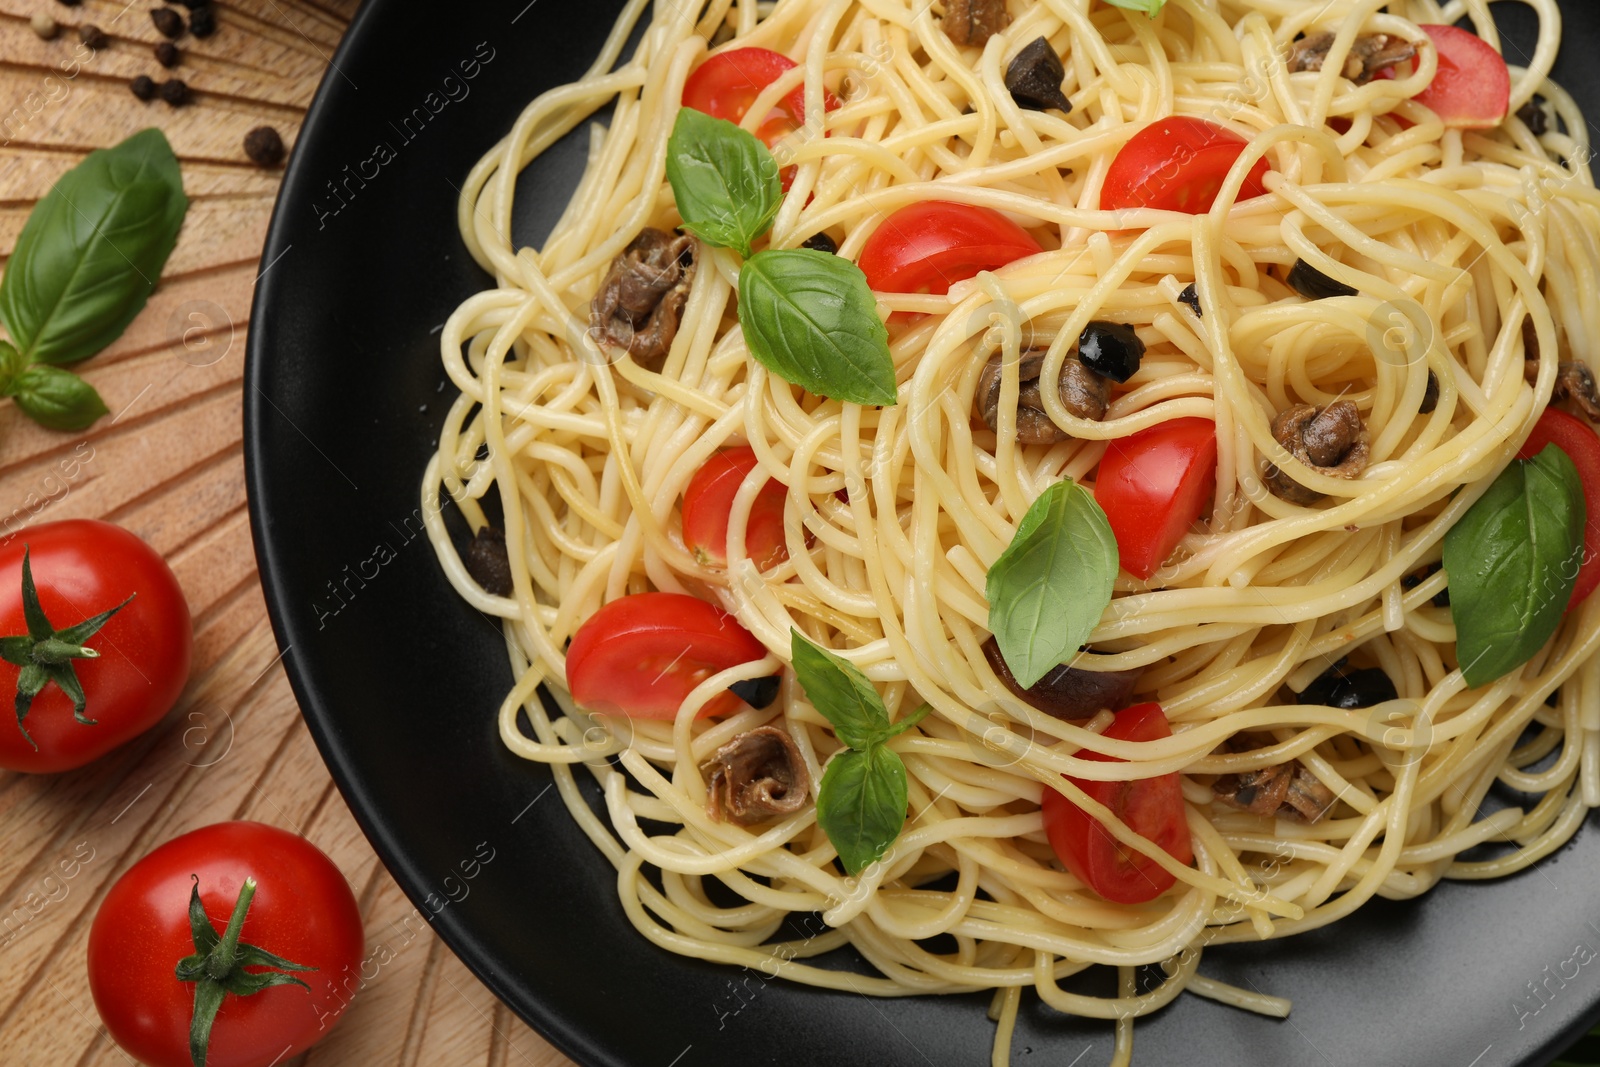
[1443,445,1585,688]
[815,744,909,875]
[738,248,896,406]
[665,108,781,259]
[0,128,188,365]
[986,480,1119,689]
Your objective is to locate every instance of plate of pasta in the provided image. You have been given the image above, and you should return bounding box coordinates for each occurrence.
[247,0,1600,1063]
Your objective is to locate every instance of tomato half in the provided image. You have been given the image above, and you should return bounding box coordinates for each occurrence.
[0,519,192,773]
[1412,24,1510,129]
[1041,703,1194,904]
[1517,407,1600,607]
[1100,116,1271,215]
[566,592,768,719]
[682,47,838,190]
[857,201,1043,295]
[88,822,364,1067]
[1094,418,1218,581]
[683,447,790,570]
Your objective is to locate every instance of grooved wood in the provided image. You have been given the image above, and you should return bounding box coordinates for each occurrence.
[0,6,574,1064]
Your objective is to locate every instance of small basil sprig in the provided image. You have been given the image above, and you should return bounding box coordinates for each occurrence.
[1443,444,1585,688]
[1103,0,1167,14]
[0,128,188,431]
[987,480,1119,689]
[792,631,929,874]
[662,107,896,406]
[666,109,781,259]
[739,250,896,406]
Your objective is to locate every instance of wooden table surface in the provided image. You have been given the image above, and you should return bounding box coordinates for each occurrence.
[0,3,576,1063]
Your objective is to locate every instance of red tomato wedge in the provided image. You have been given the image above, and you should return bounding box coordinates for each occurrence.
[683,447,790,570]
[1041,703,1194,904]
[566,592,767,719]
[1412,24,1510,129]
[857,201,1043,295]
[1517,407,1600,607]
[1094,418,1218,581]
[1100,117,1271,215]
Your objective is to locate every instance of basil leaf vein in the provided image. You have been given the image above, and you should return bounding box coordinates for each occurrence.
[986,480,1119,689]
[1443,444,1585,688]
[738,248,896,406]
[815,744,909,876]
[0,128,188,366]
[665,108,781,259]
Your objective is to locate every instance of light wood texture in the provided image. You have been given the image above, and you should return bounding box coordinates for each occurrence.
[0,4,575,1063]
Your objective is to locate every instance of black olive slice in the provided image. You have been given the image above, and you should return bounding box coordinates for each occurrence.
[1077,321,1145,383]
[1288,259,1358,299]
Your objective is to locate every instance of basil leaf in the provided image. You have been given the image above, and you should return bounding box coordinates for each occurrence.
[791,630,889,749]
[1103,0,1167,14]
[986,480,1119,689]
[816,744,909,875]
[0,128,188,366]
[738,249,896,406]
[1444,445,1585,688]
[665,108,781,259]
[8,364,109,431]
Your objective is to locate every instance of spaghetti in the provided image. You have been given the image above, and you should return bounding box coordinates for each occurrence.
[422,0,1600,1060]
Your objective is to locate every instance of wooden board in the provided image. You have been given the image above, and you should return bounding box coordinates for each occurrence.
[0,4,575,1063]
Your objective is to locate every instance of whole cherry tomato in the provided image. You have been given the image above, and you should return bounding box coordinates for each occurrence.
[1094,418,1218,581]
[1411,24,1510,129]
[88,821,364,1067]
[682,447,790,570]
[0,519,192,772]
[566,592,768,719]
[1100,116,1271,215]
[1518,407,1600,607]
[1041,703,1194,904]
[857,201,1043,295]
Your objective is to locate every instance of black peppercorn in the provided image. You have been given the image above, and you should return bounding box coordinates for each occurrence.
[78,23,108,49]
[151,7,184,38]
[1004,36,1072,113]
[130,75,157,101]
[188,6,216,37]
[159,78,192,106]
[1298,662,1398,710]
[243,126,286,167]
[1287,259,1358,299]
[155,41,180,67]
[1077,321,1145,383]
[1178,282,1202,318]
[800,232,838,255]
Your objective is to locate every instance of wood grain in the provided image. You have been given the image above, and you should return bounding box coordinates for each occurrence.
[0,4,575,1063]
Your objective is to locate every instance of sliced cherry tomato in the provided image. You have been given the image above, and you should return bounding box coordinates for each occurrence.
[1041,703,1194,904]
[1100,116,1271,215]
[682,47,839,191]
[88,821,363,1067]
[1517,407,1600,607]
[566,592,767,719]
[683,447,790,570]
[1094,418,1218,581]
[0,520,192,773]
[857,201,1043,295]
[1412,24,1510,129]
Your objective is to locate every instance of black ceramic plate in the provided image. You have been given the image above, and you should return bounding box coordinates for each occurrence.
[246,3,1600,1064]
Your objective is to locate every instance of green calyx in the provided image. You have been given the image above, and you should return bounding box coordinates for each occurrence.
[0,546,132,749]
[175,875,318,1067]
